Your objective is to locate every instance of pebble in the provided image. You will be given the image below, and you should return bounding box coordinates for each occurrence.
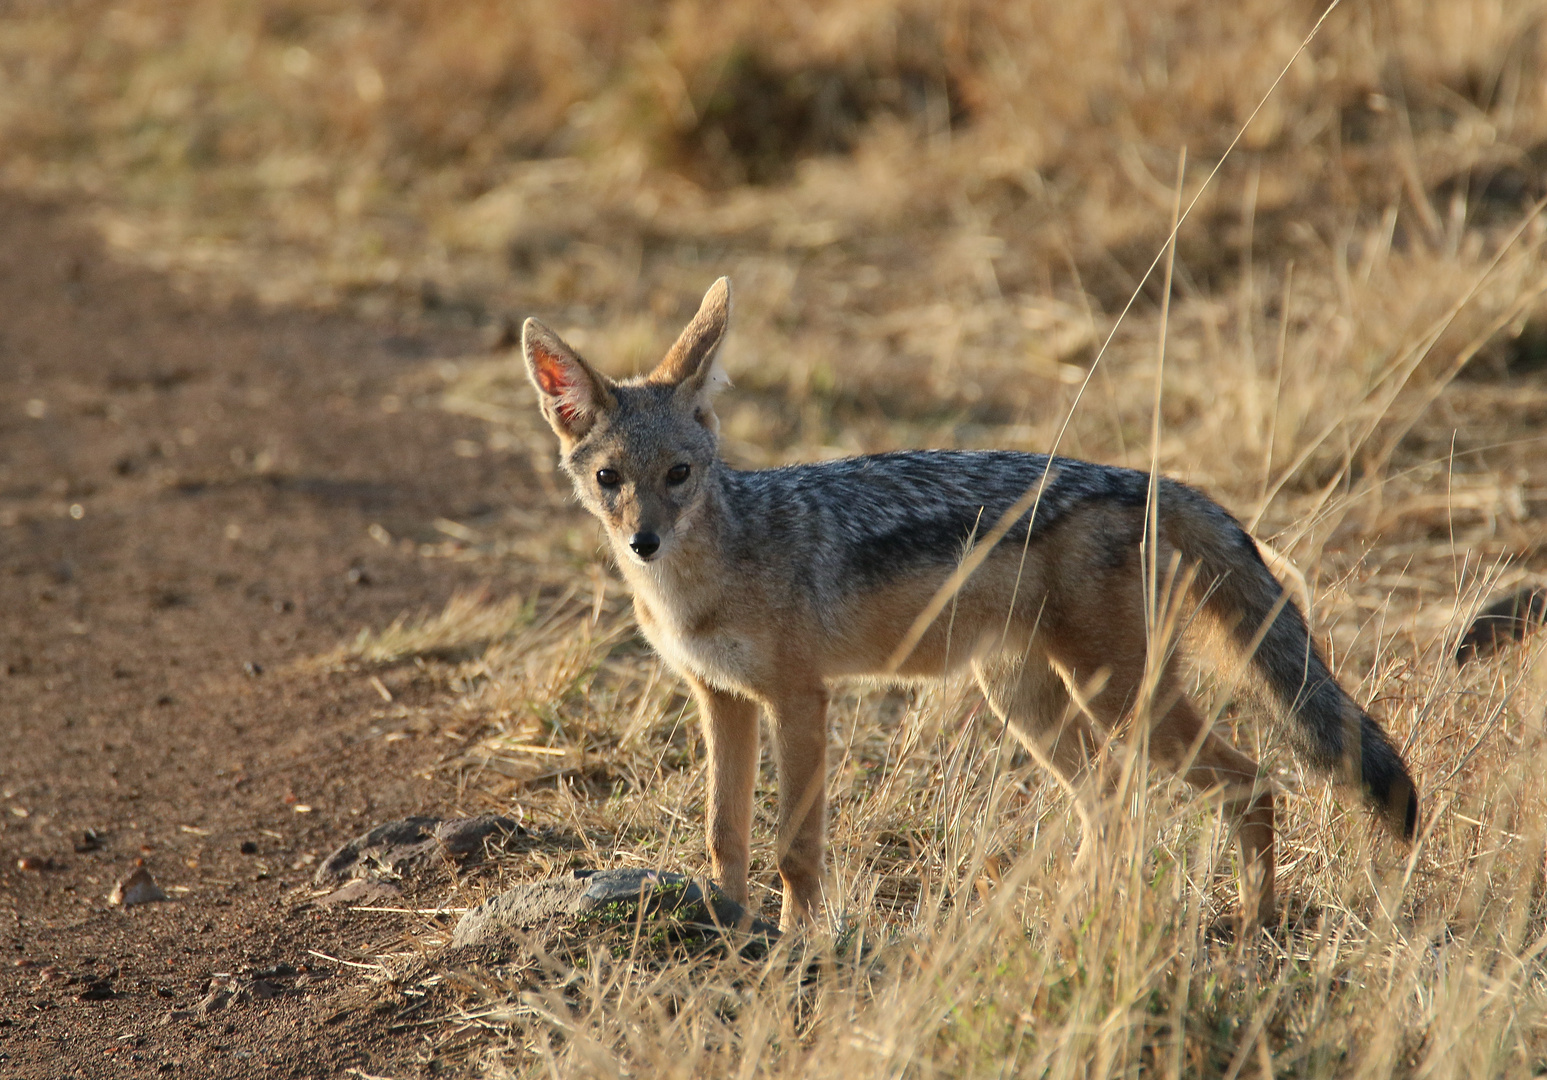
[109,866,170,907]
[76,978,116,1002]
[312,814,523,887]
[451,867,777,948]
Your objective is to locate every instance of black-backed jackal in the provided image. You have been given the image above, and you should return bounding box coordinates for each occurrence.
[524,278,1418,932]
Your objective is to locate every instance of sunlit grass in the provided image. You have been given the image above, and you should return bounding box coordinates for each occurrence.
[349,571,1546,1077]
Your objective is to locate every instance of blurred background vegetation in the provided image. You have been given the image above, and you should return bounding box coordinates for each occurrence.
[5,0,1545,620]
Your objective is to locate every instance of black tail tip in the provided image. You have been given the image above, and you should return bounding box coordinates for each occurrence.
[1379,776,1419,841]
[1398,782,1419,841]
[1358,714,1419,841]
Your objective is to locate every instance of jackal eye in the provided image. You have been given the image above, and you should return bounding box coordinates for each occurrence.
[595,468,621,489]
[665,463,691,485]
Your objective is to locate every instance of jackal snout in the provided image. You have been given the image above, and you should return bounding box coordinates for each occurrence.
[583,459,707,565]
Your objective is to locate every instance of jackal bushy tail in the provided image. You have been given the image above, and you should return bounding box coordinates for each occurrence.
[1165,490,1419,838]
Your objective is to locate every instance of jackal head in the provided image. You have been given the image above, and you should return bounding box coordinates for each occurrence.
[523,278,732,566]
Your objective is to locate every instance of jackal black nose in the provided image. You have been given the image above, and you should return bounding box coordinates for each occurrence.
[629,532,660,559]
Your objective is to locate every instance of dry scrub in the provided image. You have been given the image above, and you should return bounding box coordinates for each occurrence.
[6,0,1547,1075]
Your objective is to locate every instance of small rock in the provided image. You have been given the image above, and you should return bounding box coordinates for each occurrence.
[451,867,777,950]
[239,840,258,855]
[74,829,106,853]
[1456,584,1547,665]
[109,866,169,908]
[238,978,283,1002]
[76,979,116,1002]
[314,878,402,908]
[198,988,231,1015]
[16,855,51,872]
[313,815,524,887]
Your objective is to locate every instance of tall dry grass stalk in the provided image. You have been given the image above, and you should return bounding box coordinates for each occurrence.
[7,0,1547,1074]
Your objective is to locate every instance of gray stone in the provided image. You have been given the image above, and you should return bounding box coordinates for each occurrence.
[451,868,777,949]
[235,978,285,1003]
[109,866,169,908]
[313,815,524,887]
[314,878,403,908]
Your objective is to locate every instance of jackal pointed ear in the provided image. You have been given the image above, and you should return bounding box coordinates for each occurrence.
[649,277,732,399]
[523,319,614,443]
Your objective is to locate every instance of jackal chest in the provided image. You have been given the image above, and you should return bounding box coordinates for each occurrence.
[632,594,760,690]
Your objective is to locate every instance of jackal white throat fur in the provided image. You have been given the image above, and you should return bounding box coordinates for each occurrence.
[524,277,1419,932]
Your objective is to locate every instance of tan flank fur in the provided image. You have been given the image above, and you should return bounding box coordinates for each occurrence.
[524,278,1419,932]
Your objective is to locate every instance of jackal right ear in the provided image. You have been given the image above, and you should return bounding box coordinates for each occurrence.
[523,319,613,443]
[649,277,732,396]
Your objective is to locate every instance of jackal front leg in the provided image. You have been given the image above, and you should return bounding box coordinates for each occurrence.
[690,678,760,910]
[767,684,829,931]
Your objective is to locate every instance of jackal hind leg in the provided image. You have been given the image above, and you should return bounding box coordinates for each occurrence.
[689,677,760,911]
[1147,687,1276,929]
[973,653,1109,790]
[1045,641,1276,929]
[973,651,1120,893]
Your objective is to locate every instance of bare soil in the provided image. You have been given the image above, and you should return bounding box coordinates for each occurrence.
[0,194,525,1078]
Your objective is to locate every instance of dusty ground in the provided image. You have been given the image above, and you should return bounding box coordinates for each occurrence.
[0,194,532,1078]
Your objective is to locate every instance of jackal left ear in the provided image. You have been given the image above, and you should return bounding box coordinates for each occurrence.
[523,319,614,444]
[649,278,732,409]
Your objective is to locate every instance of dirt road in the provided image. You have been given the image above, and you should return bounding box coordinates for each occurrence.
[0,194,529,1077]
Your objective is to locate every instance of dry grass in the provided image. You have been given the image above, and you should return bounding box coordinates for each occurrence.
[8,0,1547,1075]
[348,578,1547,1078]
